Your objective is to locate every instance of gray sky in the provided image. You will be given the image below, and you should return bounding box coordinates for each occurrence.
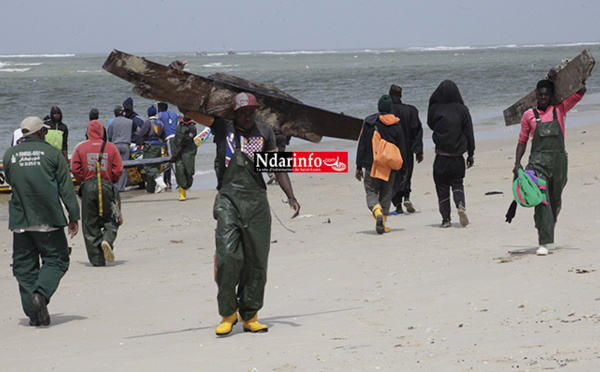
[3,0,599,54]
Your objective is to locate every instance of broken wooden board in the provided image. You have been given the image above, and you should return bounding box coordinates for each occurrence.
[102,50,364,143]
[503,49,595,126]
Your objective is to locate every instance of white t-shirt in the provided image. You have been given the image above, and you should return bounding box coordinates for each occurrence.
[11,128,23,146]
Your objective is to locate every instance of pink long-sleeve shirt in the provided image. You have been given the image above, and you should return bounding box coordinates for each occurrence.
[518,91,585,145]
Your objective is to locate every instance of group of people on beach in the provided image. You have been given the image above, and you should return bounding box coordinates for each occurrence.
[2,58,586,335]
[355,70,586,261]
[356,80,474,234]
[3,94,203,326]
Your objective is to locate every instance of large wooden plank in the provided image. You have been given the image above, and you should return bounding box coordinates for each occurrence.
[102,50,364,143]
[503,49,595,126]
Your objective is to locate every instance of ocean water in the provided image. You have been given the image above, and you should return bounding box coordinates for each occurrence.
[1,42,599,188]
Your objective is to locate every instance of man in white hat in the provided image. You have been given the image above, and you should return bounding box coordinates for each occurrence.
[3,117,80,326]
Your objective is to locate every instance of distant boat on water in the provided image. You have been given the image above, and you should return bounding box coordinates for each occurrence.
[195,51,208,56]
[227,49,236,55]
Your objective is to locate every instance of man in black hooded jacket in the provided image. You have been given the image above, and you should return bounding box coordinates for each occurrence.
[427,80,475,228]
[44,106,69,163]
[389,84,424,214]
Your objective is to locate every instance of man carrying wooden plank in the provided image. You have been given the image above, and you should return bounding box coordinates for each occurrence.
[168,66,301,334]
[512,70,586,256]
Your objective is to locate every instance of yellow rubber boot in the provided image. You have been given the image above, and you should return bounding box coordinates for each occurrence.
[372,204,385,234]
[242,314,268,333]
[382,215,391,233]
[179,187,186,201]
[215,312,238,336]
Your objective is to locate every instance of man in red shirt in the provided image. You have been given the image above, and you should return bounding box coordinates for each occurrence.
[72,120,124,266]
[513,70,586,256]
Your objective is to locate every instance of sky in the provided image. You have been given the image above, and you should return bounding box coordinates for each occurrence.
[2,0,599,55]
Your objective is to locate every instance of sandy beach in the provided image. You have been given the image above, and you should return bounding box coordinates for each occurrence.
[1,121,600,371]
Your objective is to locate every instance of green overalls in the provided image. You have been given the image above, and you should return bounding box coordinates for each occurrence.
[143,119,164,193]
[80,177,120,266]
[526,108,567,245]
[213,133,271,321]
[173,123,197,190]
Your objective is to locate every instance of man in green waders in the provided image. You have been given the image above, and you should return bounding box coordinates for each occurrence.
[169,116,197,201]
[137,105,166,193]
[513,71,586,256]
[3,117,80,326]
[180,88,300,336]
[71,120,124,266]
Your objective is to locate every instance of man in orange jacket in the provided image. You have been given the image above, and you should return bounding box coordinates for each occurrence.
[355,95,405,234]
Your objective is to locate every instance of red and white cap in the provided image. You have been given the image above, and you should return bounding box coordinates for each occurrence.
[232,92,261,111]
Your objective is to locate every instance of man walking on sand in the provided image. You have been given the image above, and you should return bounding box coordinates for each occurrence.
[72,120,123,266]
[170,59,300,336]
[389,84,424,215]
[3,117,80,326]
[169,116,198,201]
[355,95,405,234]
[427,80,475,228]
[513,70,586,256]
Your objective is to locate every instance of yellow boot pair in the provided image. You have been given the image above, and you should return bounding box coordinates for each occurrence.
[372,204,390,234]
[178,187,186,201]
[215,311,268,335]
[215,311,238,336]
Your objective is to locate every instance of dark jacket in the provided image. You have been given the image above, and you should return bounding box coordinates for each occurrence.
[126,111,144,143]
[44,106,69,152]
[390,97,423,156]
[3,137,80,229]
[427,80,475,156]
[356,112,405,174]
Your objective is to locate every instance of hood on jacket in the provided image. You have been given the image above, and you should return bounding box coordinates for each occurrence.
[428,80,464,107]
[364,112,399,127]
[49,106,63,122]
[87,120,104,141]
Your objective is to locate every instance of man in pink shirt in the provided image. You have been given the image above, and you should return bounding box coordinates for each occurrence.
[513,70,586,256]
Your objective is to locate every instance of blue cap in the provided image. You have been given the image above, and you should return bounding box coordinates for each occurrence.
[123,97,134,109]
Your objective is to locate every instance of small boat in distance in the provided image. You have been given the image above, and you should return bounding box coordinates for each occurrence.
[227,49,235,55]
[195,51,208,56]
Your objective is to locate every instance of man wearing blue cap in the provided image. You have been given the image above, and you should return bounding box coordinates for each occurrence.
[137,105,166,193]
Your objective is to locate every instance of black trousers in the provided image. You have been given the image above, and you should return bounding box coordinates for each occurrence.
[433,154,466,222]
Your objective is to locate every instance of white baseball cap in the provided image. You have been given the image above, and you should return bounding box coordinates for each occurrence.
[20,116,50,137]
